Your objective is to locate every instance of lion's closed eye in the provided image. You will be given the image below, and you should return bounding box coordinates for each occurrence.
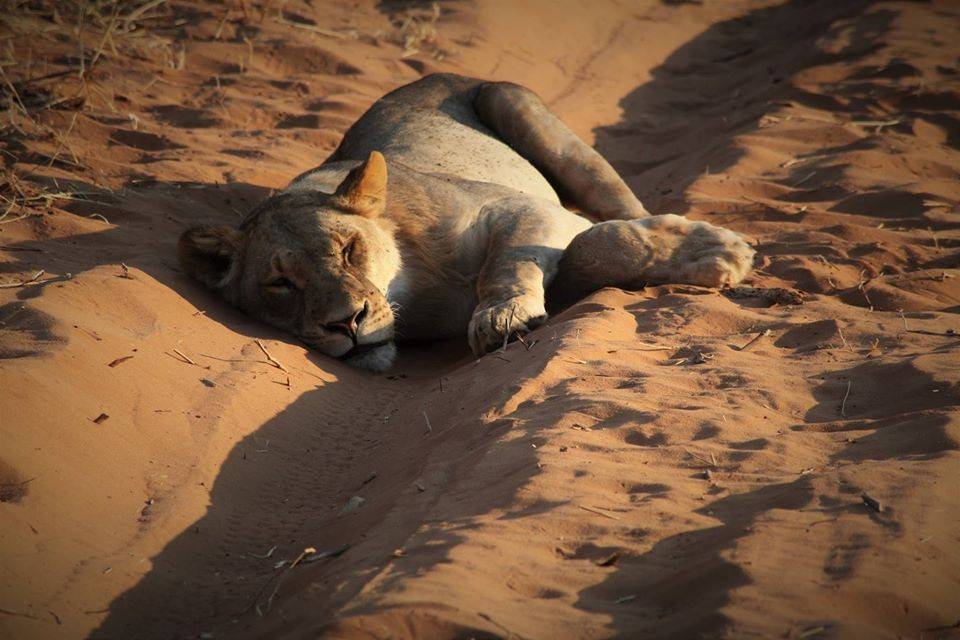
[342,236,357,267]
[265,276,295,292]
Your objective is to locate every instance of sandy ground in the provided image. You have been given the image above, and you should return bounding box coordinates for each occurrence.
[1,1,959,638]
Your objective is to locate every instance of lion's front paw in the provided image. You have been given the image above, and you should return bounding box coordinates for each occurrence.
[647,214,755,288]
[468,297,547,355]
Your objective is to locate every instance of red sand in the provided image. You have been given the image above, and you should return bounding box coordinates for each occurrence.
[1,1,958,638]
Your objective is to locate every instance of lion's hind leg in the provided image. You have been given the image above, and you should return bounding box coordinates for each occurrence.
[548,215,755,308]
[474,81,649,221]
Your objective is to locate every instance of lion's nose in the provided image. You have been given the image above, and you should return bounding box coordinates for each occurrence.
[324,301,368,341]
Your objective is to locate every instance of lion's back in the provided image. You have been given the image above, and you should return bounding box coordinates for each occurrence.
[326,74,559,203]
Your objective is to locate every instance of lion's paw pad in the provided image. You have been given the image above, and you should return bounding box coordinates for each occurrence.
[645,214,755,288]
[468,299,546,355]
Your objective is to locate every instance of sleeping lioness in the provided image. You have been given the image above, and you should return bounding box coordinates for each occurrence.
[179,73,753,371]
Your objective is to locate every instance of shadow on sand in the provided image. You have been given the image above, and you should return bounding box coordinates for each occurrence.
[5,0,937,637]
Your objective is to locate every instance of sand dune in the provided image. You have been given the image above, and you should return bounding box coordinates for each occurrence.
[1,1,958,638]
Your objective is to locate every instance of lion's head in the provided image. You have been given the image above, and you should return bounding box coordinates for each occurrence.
[178,152,401,372]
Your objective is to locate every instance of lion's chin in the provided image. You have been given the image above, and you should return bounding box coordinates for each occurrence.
[343,341,397,372]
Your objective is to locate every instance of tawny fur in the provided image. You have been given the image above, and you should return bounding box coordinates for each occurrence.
[179,74,754,371]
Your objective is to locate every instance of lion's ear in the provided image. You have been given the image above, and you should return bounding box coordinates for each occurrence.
[332,151,387,217]
[178,225,243,290]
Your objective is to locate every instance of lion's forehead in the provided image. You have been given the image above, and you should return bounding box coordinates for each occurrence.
[248,216,354,256]
[240,206,400,297]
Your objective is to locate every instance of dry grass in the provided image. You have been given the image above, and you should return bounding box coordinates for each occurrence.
[390,2,444,59]
[0,1,189,221]
[0,0,445,227]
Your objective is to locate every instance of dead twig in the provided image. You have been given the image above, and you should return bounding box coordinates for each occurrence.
[0,607,39,620]
[684,448,718,469]
[579,505,621,520]
[303,543,350,563]
[840,380,852,418]
[46,112,79,168]
[860,493,883,513]
[199,353,274,367]
[856,270,873,310]
[422,410,433,434]
[737,329,770,352]
[0,269,43,288]
[256,546,315,617]
[635,343,674,352]
[255,339,287,372]
[792,171,816,187]
[851,117,902,134]
[170,348,197,366]
[274,15,356,40]
[514,331,536,351]
[0,270,72,288]
[836,324,855,353]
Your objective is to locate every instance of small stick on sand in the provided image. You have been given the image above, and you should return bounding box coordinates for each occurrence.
[836,324,855,353]
[0,607,39,620]
[422,411,433,434]
[579,505,621,520]
[199,353,273,366]
[243,545,277,560]
[792,171,816,187]
[840,380,852,418]
[214,11,230,39]
[861,493,883,513]
[684,448,717,469]
[857,271,873,310]
[0,270,44,288]
[0,270,71,288]
[275,15,355,40]
[635,343,674,352]
[737,329,770,352]
[898,309,909,332]
[255,339,288,372]
[515,331,536,351]
[257,546,316,617]
[46,112,79,168]
[171,348,197,366]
